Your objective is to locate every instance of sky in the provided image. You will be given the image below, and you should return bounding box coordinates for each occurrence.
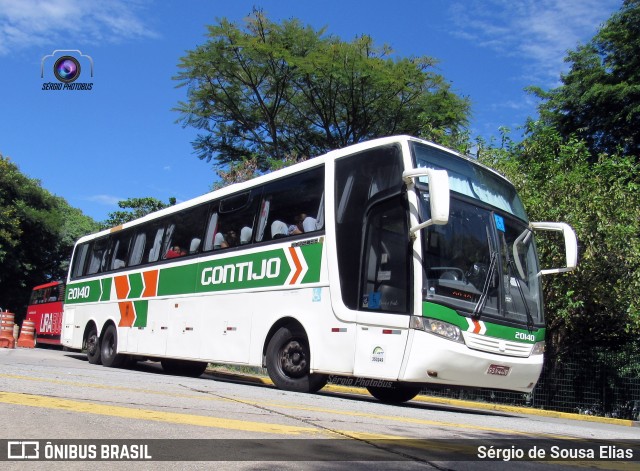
[0,0,622,223]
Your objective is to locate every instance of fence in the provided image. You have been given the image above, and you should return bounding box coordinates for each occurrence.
[422,344,640,420]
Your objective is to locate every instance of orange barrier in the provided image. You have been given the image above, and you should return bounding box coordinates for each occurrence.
[0,311,16,349]
[17,319,36,348]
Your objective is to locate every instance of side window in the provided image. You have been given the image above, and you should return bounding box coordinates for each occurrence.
[71,243,90,279]
[86,237,109,275]
[361,198,410,314]
[148,225,165,263]
[29,289,43,305]
[129,231,147,266]
[207,190,260,251]
[257,167,324,242]
[162,205,208,259]
[335,145,404,309]
[108,231,133,271]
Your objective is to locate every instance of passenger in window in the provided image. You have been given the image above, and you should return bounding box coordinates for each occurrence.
[289,213,318,235]
[214,230,238,249]
[166,245,186,258]
[226,230,239,247]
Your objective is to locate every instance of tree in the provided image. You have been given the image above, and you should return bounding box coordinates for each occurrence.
[479,124,640,358]
[174,9,470,171]
[0,154,98,315]
[531,0,640,159]
[102,197,177,228]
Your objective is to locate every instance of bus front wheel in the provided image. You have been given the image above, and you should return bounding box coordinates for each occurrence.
[85,325,101,365]
[367,383,422,404]
[100,324,125,368]
[266,326,327,393]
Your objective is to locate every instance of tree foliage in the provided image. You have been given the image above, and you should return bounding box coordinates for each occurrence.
[102,197,177,229]
[174,9,470,171]
[531,0,640,158]
[0,154,98,314]
[480,124,640,357]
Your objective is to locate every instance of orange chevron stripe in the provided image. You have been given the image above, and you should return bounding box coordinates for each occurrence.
[472,319,481,334]
[118,301,135,327]
[288,247,303,285]
[142,270,159,298]
[114,275,130,300]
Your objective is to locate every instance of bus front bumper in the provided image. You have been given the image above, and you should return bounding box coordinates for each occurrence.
[399,330,543,393]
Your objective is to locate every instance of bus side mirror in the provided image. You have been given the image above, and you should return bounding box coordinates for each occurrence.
[402,168,450,234]
[530,222,578,275]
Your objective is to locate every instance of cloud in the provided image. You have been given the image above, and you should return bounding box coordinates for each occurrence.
[0,0,157,55]
[86,194,123,206]
[449,0,622,84]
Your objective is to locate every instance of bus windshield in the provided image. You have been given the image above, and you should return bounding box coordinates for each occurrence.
[420,195,543,326]
[411,142,543,327]
[411,142,528,221]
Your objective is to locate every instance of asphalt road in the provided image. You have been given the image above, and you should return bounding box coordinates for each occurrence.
[1,347,638,470]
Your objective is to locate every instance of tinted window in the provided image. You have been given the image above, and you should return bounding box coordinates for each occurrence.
[334,145,404,309]
[257,167,324,242]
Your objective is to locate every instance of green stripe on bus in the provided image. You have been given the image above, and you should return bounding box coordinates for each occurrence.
[422,301,545,342]
[300,243,323,284]
[133,300,148,327]
[100,278,112,301]
[128,273,144,299]
[67,242,324,302]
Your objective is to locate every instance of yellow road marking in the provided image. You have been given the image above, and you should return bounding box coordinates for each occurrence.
[2,373,548,437]
[0,391,323,436]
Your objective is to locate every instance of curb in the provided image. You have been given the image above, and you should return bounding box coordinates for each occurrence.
[205,367,637,427]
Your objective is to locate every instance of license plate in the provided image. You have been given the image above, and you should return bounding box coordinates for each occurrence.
[487,364,510,376]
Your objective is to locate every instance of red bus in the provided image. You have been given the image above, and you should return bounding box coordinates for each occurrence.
[26,281,65,346]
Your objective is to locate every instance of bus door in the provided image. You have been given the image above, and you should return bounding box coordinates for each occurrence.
[353,195,412,379]
[332,145,412,380]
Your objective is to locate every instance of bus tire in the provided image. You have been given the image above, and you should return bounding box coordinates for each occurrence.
[266,326,327,393]
[366,383,422,404]
[100,324,125,368]
[161,359,207,377]
[85,324,101,365]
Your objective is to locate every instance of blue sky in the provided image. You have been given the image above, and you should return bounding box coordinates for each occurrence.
[0,0,622,222]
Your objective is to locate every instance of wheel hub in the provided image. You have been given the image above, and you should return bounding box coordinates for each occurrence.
[281,341,307,377]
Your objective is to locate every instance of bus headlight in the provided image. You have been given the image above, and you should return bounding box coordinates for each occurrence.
[411,316,463,343]
[530,341,545,355]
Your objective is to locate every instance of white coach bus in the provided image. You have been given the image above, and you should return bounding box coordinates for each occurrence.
[61,136,577,403]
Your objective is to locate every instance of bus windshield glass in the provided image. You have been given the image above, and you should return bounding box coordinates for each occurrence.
[420,196,543,326]
[411,142,528,221]
[412,142,543,326]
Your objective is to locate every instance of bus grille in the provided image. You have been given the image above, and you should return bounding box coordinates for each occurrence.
[463,332,533,357]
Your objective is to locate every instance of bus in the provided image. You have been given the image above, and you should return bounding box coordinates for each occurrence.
[61,136,577,403]
[26,281,65,346]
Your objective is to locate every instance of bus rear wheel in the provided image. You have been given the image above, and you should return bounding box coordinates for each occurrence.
[101,324,125,368]
[85,325,101,365]
[366,383,422,404]
[266,326,327,393]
